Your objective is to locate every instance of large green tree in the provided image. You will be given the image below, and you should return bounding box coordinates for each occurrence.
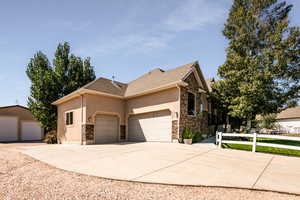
[213,0,300,126]
[26,42,96,132]
[26,52,59,132]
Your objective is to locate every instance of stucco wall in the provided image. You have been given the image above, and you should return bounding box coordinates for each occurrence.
[125,88,180,118]
[125,87,180,140]
[57,97,83,144]
[277,118,300,133]
[179,73,209,138]
[85,94,125,125]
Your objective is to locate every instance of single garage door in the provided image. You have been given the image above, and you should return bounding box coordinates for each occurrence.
[95,114,119,144]
[21,122,42,141]
[128,110,172,142]
[0,116,18,142]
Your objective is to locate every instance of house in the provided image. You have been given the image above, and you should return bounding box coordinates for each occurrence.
[276,106,300,134]
[0,105,43,142]
[52,62,211,145]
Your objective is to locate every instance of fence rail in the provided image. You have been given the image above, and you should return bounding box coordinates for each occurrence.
[216,132,300,152]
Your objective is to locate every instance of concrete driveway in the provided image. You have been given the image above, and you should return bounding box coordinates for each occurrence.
[19,142,300,195]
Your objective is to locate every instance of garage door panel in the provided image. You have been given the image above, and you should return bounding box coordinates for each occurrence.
[95,115,119,144]
[0,117,18,141]
[21,122,42,141]
[128,110,171,142]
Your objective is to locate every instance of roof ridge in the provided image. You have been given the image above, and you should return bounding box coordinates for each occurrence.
[127,61,196,85]
[0,105,29,110]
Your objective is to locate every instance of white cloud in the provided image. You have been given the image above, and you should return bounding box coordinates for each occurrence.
[164,0,226,32]
[75,0,228,56]
[76,33,174,56]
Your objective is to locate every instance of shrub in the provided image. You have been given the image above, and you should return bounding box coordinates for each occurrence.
[44,130,57,144]
[193,132,203,142]
[182,127,194,139]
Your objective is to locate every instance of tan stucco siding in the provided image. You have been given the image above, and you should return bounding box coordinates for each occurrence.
[125,87,180,120]
[57,97,83,144]
[85,94,125,125]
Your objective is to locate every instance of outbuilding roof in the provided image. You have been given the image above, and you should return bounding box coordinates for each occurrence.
[276,106,300,120]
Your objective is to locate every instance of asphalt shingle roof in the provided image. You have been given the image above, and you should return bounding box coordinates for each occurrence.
[276,106,300,120]
[82,62,197,97]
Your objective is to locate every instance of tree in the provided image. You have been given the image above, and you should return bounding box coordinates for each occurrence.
[256,114,278,130]
[27,42,96,132]
[213,0,300,127]
[53,42,96,97]
[26,52,59,132]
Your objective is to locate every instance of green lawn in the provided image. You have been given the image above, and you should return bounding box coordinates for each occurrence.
[222,138,300,157]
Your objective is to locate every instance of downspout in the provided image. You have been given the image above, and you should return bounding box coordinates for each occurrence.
[80,94,83,145]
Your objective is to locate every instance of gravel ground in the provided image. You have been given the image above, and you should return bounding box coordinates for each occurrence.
[0,145,299,200]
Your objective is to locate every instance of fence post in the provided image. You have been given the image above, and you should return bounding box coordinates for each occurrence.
[252,132,257,152]
[218,132,223,148]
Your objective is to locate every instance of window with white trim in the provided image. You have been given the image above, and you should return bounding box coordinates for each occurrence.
[200,103,204,112]
[66,112,73,125]
[188,92,196,116]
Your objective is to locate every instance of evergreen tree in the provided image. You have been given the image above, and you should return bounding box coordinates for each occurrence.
[213,0,300,126]
[27,43,96,132]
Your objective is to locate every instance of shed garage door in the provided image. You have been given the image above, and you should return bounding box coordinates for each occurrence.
[21,122,42,141]
[128,110,172,142]
[0,116,18,142]
[95,115,119,144]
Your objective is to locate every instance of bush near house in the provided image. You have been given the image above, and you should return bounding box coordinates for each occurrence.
[182,128,194,140]
[182,128,206,143]
[44,130,57,144]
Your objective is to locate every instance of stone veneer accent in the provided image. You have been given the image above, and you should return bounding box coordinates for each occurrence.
[179,73,208,138]
[172,120,179,140]
[82,124,95,144]
[120,125,126,140]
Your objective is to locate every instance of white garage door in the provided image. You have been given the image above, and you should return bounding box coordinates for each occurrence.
[128,110,172,142]
[21,122,42,141]
[0,116,18,142]
[95,115,119,144]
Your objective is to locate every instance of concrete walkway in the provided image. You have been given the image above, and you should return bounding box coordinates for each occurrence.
[19,142,300,195]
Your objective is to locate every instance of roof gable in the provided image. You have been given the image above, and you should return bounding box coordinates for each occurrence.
[124,62,195,97]
[83,78,127,97]
[182,62,209,93]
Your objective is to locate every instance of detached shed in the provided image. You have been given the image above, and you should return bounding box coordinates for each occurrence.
[0,105,43,142]
[276,106,300,134]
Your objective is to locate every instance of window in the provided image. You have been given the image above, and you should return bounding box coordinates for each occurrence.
[200,103,204,112]
[188,92,196,116]
[66,112,73,125]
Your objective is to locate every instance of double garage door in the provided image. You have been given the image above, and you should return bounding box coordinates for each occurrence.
[128,110,172,142]
[94,110,172,144]
[0,117,42,142]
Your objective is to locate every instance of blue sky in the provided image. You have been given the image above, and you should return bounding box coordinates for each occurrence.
[0,0,299,106]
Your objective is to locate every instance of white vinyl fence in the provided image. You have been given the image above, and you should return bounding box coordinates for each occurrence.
[216,132,300,152]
